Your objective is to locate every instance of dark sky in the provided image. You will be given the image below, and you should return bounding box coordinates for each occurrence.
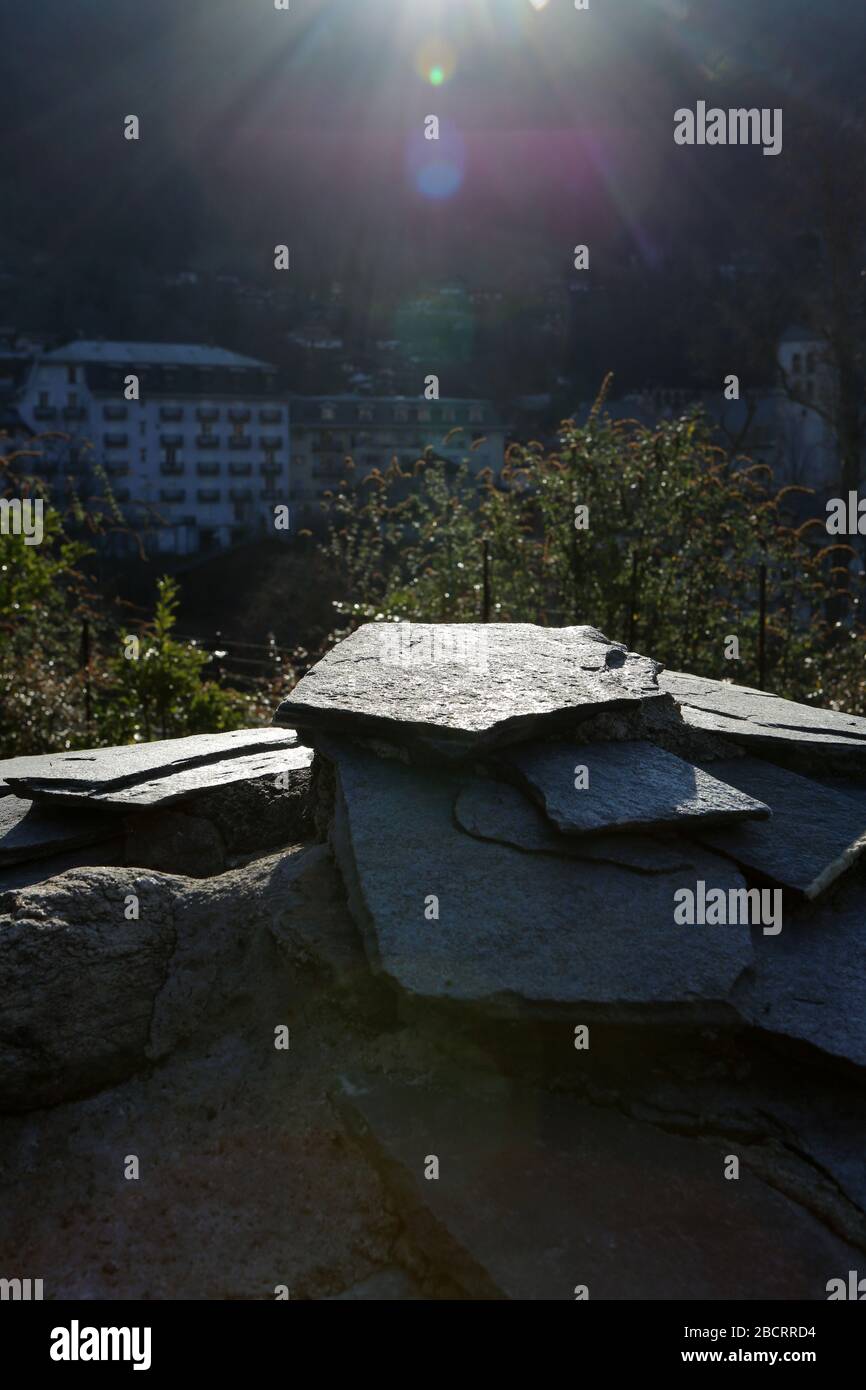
[0,0,863,288]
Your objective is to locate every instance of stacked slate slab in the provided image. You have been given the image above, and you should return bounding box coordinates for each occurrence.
[0,728,313,883]
[5,625,866,1301]
[278,623,866,1060]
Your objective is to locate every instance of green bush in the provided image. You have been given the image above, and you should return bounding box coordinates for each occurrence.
[320,386,866,712]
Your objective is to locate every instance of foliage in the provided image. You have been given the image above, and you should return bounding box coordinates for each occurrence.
[98,576,259,743]
[0,454,270,757]
[319,382,866,713]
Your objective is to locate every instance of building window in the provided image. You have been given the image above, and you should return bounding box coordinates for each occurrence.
[67,366,77,384]
[320,404,335,421]
[792,353,802,374]
[38,391,49,408]
[67,391,78,409]
[806,352,817,373]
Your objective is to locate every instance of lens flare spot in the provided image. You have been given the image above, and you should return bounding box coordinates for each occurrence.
[406,121,466,202]
[415,38,456,87]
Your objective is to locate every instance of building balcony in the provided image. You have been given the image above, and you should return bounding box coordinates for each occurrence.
[159,407,184,422]
[160,434,184,447]
[102,406,128,421]
[260,461,281,475]
[160,488,186,503]
[259,408,282,424]
[160,462,184,476]
[260,436,283,449]
[63,407,87,421]
[105,462,130,477]
[230,487,253,501]
[196,462,220,476]
[228,462,252,476]
[196,435,220,449]
[228,408,251,424]
[197,488,221,503]
[34,406,57,420]
[104,433,129,448]
[228,436,251,450]
[196,408,219,422]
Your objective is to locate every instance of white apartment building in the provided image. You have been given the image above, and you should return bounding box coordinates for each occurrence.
[18,342,290,553]
[289,394,506,516]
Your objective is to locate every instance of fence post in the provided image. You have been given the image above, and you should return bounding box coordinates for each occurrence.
[758,562,767,691]
[79,617,92,733]
[482,538,491,622]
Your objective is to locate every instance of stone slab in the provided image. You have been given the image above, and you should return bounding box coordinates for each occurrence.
[86,744,314,809]
[325,741,752,1019]
[692,757,866,899]
[0,793,111,867]
[501,739,769,835]
[337,1075,858,1300]
[275,623,663,761]
[0,727,301,802]
[659,670,866,772]
[733,875,866,1069]
[454,778,694,873]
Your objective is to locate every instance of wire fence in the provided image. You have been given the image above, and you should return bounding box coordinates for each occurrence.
[171,631,295,688]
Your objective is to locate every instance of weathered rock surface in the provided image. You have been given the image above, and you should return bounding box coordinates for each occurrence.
[0,844,324,1111]
[692,757,866,898]
[659,670,866,773]
[454,777,693,873]
[0,868,177,1110]
[337,1074,860,1299]
[0,793,113,867]
[0,850,408,1299]
[0,727,302,804]
[326,741,752,1018]
[275,623,663,760]
[501,739,769,835]
[123,809,227,878]
[733,876,866,1068]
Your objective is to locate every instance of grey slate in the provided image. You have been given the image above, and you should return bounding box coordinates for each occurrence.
[337,1075,858,1300]
[274,623,663,760]
[85,744,313,808]
[0,793,111,868]
[501,739,769,836]
[659,669,866,772]
[326,740,752,1018]
[0,728,302,805]
[692,757,866,898]
[454,777,693,873]
[733,876,866,1069]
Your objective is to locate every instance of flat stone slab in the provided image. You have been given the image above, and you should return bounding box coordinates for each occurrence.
[501,739,769,836]
[337,1074,858,1299]
[85,744,313,809]
[454,778,693,873]
[659,670,866,772]
[0,728,302,805]
[733,875,866,1069]
[0,794,112,868]
[325,740,752,1019]
[691,757,866,899]
[275,623,663,761]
